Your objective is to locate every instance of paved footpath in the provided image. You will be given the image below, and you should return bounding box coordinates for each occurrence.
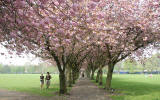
[0,89,49,100]
[0,78,112,100]
[66,78,112,100]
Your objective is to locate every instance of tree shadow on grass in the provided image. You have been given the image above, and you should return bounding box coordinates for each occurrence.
[111,78,160,95]
[99,76,160,100]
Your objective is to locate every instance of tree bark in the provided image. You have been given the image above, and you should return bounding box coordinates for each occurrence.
[59,71,67,94]
[91,70,95,80]
[105,63,115,90]
[72,70,76,84]
[68,67,72,87]
[96,70,100,83]
[75,71,79,79]
[65,68,69,86]
[86,69,91,78]
[99,68,103,85]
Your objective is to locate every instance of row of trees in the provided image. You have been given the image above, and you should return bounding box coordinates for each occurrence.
[0,63,58,74]
[85,53,160,88]
[114,53,160,73]
[0,0,160,94]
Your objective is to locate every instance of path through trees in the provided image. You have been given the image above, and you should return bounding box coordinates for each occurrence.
[67,78,112,100]
[0,78,111,100]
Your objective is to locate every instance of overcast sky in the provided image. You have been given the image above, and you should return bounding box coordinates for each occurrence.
[0,45,41,66]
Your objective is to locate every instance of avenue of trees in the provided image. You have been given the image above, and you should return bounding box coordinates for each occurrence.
[0,0,160,94]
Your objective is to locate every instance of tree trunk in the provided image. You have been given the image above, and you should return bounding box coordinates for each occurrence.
[75,71,79,79]
[99,69,103,85]
[59,72,67,94]
[96,70,100,83]
[66,68,69,86]
[68,68,72,87]
[105,63,115,90]
[86,69,91,78]
[91,70,95,80]
[72,70,76,84]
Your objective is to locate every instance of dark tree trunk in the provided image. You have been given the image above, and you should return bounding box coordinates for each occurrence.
[75,71,79,80]
[96,70,100,83]
[66,68,69,86]
[105,63,115,90]
[91,70,95,80]
[59,71,67,94]
[86,69,91,78]
[99,69,103,85]
[68,67,72,87]
[72,70,76,84]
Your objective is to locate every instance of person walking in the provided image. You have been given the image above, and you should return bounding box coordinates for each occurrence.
[40,74,44,90]
[45,72,51,89]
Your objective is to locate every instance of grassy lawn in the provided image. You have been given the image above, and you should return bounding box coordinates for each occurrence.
[0,74,59,96]
[1,74,160,99]
[101,74,160,100]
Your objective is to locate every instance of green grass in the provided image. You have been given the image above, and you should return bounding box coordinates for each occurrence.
[1,74,160,99]
[100,74,160,100]
[0,74,60,96]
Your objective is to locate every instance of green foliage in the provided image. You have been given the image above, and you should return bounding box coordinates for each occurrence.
[102,74,160,100]
[0,65,11,73]
[145,53,160,72]
[114,53,160,73]
[0,74,59,96]
[0,64,58,74]
[123,59,137,73]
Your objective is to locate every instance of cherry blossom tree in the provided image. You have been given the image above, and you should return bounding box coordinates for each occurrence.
[89,0,160,89]
[0,0,90,94]
[85,44,108,80]
[0,0,160,92]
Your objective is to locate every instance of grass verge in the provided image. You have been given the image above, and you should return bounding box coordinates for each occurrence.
[94,74,160,100]
[0,74,59,96]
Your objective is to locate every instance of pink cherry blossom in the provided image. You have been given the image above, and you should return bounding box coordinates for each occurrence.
[92,0,100,3]
[57,0,65,4]
[0,0,160,94]
[88,2,97,9]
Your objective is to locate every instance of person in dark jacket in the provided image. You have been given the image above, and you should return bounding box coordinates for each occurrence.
[40,74,44,90]
[45,72,51,89]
